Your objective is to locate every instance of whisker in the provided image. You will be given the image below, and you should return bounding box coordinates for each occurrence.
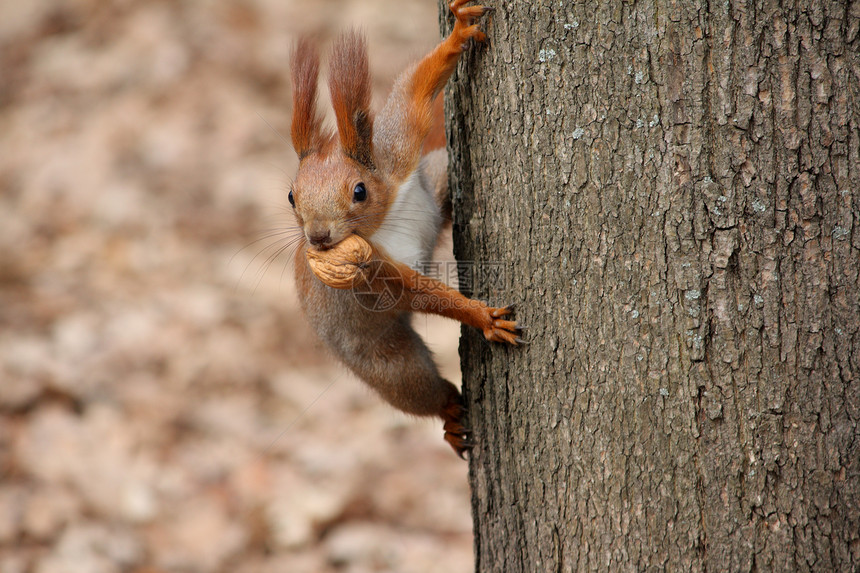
[237,232,304,292]
[344,212,433,227]
[252,236,305,293]
[258,112,292,148]
[234,229,302,253]
[230,228,303,267]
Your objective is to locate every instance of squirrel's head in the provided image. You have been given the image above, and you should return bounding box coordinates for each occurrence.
[288,33,390,249]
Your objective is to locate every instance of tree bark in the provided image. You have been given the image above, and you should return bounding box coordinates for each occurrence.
[443,1,860,571]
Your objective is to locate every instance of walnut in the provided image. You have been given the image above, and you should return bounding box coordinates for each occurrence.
[306,234,373,289]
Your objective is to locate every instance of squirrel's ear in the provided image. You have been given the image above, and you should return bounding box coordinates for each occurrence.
[329,31,374,169]
[291,38,325,160]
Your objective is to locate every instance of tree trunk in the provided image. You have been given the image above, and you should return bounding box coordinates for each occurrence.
[443,1,860,570]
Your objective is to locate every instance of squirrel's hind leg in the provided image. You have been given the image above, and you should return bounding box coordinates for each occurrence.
[343,317,470,456]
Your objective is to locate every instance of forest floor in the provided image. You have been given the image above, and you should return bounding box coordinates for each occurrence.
[0,1,472,572]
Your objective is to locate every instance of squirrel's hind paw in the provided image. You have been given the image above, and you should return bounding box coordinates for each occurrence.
[444,431,471,460]
[441,400,471,459]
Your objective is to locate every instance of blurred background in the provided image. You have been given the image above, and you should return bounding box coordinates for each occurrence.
[0,1,471,572]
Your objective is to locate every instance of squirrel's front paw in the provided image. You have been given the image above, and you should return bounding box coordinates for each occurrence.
[482,305,524,345]
[450,0,490,44]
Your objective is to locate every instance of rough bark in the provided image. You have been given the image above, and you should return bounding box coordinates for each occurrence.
[443,1,860,571]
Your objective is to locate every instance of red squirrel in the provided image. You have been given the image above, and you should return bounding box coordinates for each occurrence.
[288,0,520,457]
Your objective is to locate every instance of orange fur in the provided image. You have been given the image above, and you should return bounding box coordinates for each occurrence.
[373,0,489,182]
[422,95,447,153]
[405,1,488,133]
[289,2,513,458]
[352,253,521,345]
[329,31,374,169]
[290,38,328,159]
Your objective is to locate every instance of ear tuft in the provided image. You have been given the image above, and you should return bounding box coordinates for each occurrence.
[329,31,374,169]
[291,37,325,159]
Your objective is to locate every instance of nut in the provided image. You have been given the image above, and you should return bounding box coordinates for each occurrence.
[306,234,373,289]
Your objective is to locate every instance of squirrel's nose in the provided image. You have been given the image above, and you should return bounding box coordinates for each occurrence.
[308,229,332,247]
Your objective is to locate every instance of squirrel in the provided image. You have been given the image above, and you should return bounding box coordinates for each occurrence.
[287,0,521,457]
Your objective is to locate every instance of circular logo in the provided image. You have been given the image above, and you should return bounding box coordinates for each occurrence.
[351,259,405,312]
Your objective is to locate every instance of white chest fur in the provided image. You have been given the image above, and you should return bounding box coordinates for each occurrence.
[371,169,441,268]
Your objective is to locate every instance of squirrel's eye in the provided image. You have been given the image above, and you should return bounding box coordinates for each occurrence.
[352,182,367,203]
[288,190,295,207]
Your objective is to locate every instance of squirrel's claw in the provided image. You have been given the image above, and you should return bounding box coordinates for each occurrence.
[444,431,472,459]
[441,399,471,459]
[450,1,490,45]
[483,305,522,345]
[491,305,514,317]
